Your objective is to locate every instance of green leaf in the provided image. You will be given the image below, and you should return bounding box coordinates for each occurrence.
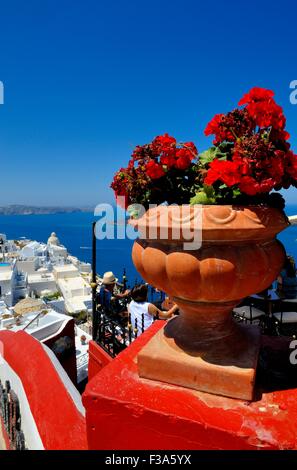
[232,188,242,198]
[217,142,234,152]
[199,147,217,166]
[190,189,216,205]
[203,184,215,198]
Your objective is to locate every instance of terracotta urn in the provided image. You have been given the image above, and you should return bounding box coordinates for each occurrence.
[130,205,289,400]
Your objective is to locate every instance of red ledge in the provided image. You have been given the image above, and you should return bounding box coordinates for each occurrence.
[83,321,297,450]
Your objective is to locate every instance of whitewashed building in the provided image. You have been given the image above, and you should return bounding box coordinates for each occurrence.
[21,241,47,259]
[53,264,92,314]
[0,262,14,306]
[28,271,56,296]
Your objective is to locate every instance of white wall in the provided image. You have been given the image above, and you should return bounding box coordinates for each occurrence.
[0,357,44,450]
[17,259,39,275]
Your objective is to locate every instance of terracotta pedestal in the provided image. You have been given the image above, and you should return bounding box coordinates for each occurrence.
[138,320,260,401]
[131,205,288,400]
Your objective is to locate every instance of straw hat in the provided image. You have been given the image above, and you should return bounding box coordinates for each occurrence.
[102,271,118,285]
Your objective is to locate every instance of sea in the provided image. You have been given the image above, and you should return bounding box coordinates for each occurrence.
[0,204,297,288]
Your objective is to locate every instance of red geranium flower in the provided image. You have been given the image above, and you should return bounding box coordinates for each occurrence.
[152,133,176,153]
[160,150,176,168]
[183,142,198,156]
[238,176,275,196]
[205,159,242,186]
[204,114,223,135]
[174,148,194,170]
[146,160,165,179]
[238,176,259,195]
[204,109,255,145]
[175,156,191,170]
[238,87,274,105]
[111,87,295,209]
[246,100,286,130]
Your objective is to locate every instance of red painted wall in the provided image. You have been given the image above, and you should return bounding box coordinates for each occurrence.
[88,341,112,381]
[0,330,87,450]
[83,321,297,450]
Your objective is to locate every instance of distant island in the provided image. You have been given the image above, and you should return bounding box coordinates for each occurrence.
[0,205,94,215]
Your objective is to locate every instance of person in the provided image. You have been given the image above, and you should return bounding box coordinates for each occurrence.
[277,255,297,299]
[128,284,178,334]
[98,271,130,315]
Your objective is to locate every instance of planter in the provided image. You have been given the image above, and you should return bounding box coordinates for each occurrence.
[130,205,289,400]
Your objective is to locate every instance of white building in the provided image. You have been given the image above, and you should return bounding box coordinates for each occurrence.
[17,258,40,274]
[48,244,67,259]
[0,262,14,306]
[47,232,67,259]
[53,264,79,280]
[0,304,74,344]
[13,271,28,304]
[53,264,92,314]
[68,255,79,267]
[21,241,48,259]
[47,232,60,246]
[28,272,57,296]
[0,233,92,316]
[0,234,18,262]
[79,262,91,274]
[67,256,91,275]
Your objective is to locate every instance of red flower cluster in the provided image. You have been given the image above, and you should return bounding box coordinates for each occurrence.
[238,87,286,131]
[205,160,242,187]
[205,109,255,145]
[112,87,296,208]
[149,134,197,176]
[111,133,198,207]
[146,160,165,179]
[127,133,197,179]
[204,87,297,197]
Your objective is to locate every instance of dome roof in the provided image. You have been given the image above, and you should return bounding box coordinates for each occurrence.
[47,232,60,246]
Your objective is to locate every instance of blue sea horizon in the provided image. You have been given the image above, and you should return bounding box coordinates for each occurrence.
[0,203,297,288]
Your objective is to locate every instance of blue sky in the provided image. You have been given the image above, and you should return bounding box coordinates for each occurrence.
[0,0,296,206]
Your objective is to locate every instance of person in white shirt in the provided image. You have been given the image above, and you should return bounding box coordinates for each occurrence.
[128,284,178,334]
